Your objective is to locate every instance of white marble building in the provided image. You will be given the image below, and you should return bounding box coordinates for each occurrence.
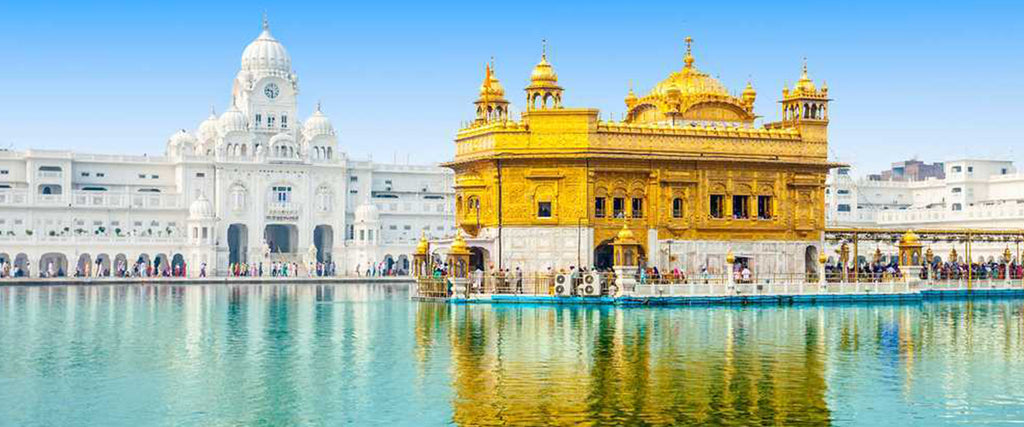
[0,19,454,277]
[826,159,1024,261]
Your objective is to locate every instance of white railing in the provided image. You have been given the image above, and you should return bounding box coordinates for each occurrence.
[628,279,1020,298]
[0,190,29,206]
[0,233,180,244]
[35,194,66,205]
[35,170,63,179]
[73,191,127,208]
[129,194,182,209]
[266,202,300,220]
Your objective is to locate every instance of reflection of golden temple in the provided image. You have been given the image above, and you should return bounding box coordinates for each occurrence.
[426,302,832,424]
[446,37,835,275]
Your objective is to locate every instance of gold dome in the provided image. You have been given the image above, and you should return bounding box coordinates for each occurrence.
[624,86,638,106]
[900,229,920,245]
[450,230,470,255]
[650,37,729,98]
[615,224,636,242]
[529,55,558,84]
[478,63,506,98]
[415,233,429,255]
[742,81,756,104]
[793,61,816,93]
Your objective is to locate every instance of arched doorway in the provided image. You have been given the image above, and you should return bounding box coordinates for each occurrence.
[154,253,170,276]
[13,253,29,277]
[594,239,614,270]
[137,254,152,275]
[313,224,333,262]
[228,224,248,264]
[171,254,186,276]
[75,253,92,277]
[396,255,410,275]
[804,245,818,275]
[468,247,489,272]
[95,253,112,277]
[39,253,68,277]
[264,224,298,254]
[114,254,128,276]
[383,254,395,274]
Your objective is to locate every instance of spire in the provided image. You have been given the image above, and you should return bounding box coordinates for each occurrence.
[684,36,694,68]
[801,57,809,80]
[315,100,323,114]
[262,11,269,31]
[541,38,547,60]
[209,104,217,117]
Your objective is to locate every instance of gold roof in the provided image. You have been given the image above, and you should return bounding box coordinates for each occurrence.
[900,229,920,245]
[625,37,755,124]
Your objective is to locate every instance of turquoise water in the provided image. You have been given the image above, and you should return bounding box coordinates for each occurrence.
[1,284,1023,426]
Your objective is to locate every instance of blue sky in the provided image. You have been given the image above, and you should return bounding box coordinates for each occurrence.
[0,1,1021,175]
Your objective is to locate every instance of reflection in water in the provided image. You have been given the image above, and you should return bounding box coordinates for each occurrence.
[1,285,1024,425]
[435,305,831,425]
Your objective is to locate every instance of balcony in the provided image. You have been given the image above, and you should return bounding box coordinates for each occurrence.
[36,194,67,206]
[266,202,300,221]
[73,191,127,208]
[129,194,182,209]
[0,190,29,206]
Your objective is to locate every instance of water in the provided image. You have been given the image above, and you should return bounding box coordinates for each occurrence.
[1,284,1023,426]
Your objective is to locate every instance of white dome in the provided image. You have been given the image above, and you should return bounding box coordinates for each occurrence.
[303,104,335,138]
[168,129,197,150]
[219,103,248,133]
[198,111,220,141]
[189,194,215,219]
[355,204,380,223]
[241,19,291,75]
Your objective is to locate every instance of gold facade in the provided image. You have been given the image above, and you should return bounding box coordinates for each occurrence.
[447,38,835,261]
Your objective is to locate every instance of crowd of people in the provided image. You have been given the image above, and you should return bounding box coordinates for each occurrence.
[228,261,338,278]
[353,261,406,277]
[824,259,1024,282]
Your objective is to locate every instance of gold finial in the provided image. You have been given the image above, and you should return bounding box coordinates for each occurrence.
[541,38,547,59]
[262,11,269,31]
[684,36,694,68]
[315,100,322,113]
[801,57,809,78]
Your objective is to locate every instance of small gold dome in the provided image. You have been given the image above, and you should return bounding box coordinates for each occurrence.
[416,233,429,254]
[742,81,756,104]
[478,63,506,98]
[624,87,638,106]
[530,55,558,83]
[793,61,816,93]
[615,224,635,242]
[450,230,470,255]
[900,230,920,245]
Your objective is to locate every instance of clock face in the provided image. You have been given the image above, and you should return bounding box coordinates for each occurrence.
[264,83,280,99]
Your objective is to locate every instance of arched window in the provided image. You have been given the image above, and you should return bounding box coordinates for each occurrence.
[672,198,683,218]
[316,185,332,212]
[230,184,247,212]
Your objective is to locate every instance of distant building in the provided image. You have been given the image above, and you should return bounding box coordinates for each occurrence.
[867,159,945,182]
[0,18,454,277]
[826,159,1023,261]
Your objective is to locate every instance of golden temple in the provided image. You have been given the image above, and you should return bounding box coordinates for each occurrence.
[445,38,836,274]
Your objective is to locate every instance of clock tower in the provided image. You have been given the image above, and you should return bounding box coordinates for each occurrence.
[233,15,300,147]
